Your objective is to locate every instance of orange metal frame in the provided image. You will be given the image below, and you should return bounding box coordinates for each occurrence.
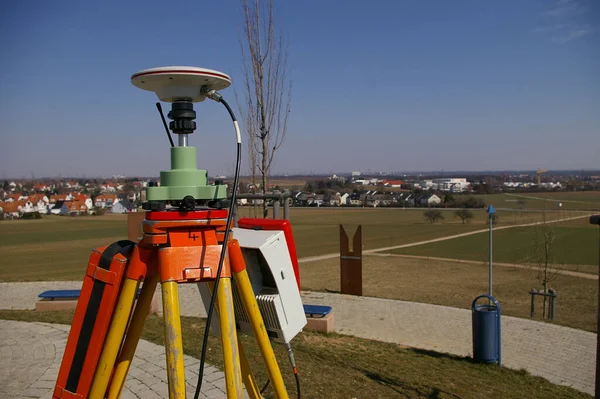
[53,209,234,399]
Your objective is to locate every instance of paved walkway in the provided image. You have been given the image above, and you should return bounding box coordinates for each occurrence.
[0,282,595,396]
[0,319,228,399]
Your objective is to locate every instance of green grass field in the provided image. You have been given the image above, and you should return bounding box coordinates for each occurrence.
[481,192,600,211]
[0,310,590,398]
[388,224,599,267]
[0,208,590,281]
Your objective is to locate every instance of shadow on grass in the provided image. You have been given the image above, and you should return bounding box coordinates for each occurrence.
[362,370,462,398]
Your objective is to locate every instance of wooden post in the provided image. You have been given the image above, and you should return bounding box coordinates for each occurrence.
[340,225,362,296]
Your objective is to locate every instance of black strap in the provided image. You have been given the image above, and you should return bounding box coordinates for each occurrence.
[65,240,135,393]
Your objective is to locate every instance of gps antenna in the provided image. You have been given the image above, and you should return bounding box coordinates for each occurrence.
[155,102,174,147]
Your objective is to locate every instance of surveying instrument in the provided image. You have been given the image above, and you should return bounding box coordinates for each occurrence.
[52,66,306,399]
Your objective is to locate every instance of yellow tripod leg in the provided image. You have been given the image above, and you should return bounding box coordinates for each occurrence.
[88,277,140,399]
[238,338,262,399]
[229,241,288,399]
[216,278,245,398]
[106,273,159,399]
[162,281,186,399]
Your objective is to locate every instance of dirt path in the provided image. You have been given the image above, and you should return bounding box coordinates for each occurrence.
[366,252,597,280]
[298,213,593,263]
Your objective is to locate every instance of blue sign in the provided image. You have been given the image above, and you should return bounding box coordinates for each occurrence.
[487,205,496,215]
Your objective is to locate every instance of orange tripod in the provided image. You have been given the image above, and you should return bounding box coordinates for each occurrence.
[53,209,289,399]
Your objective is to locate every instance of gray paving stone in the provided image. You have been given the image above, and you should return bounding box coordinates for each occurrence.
[0,319,230,399]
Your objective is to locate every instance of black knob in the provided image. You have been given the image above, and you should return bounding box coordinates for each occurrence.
[181,195,196,210]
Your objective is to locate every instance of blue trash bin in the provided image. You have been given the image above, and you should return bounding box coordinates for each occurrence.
[472,295,501,366]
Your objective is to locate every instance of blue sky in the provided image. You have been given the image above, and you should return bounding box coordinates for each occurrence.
[0,0,598,178]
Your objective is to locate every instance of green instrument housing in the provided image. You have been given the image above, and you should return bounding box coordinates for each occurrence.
[146,147,227,201]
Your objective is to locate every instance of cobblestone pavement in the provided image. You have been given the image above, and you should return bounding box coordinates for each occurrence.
[0,319,228,399]
[0,282,595,396]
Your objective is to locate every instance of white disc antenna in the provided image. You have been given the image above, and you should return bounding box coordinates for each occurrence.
[131,66,231,103]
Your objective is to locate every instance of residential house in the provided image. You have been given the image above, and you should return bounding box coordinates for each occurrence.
[101,183,119,192]
[65,200,89,215]
[112,200,137,213]
[33,183,51,192]
[365,193,393,207]
[65,181,80,189]
[28,194,50,214]
[0,201,22,218]
[95,194,118,208]
[74,194,93,210]
[349,193,362,206]
[50,201,68,215]
[420,194,441,207]
[312,194,325,207]
[6,193,26,202]
[294,192,309,206]
[323,193,340,207]
[49,194,72,204]
[383,180,404,188]
[340,193,350,205]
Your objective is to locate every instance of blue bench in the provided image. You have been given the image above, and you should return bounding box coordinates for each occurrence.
[303,304,332,319]
[38,290,81,300]
[38,289,143,301]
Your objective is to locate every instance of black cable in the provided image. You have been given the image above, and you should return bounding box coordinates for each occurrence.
[260,379,270,395]
[194,97,241,399]
[294,370,301,399]
[155,102,174,147]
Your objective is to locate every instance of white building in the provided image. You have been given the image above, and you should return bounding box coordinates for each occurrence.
[415,178,469,192]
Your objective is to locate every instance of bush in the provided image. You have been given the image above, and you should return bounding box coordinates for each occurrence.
[423,210,444,224]
[21,212,42,220]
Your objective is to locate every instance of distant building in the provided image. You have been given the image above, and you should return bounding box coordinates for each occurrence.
[112,200,137,214]
[420,194,442,207]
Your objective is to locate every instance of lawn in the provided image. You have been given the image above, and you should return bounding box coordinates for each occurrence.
[387,224,599,267]
[0,310,590,399]
[480,193,600,211]
[299,255,598,332]
[0,208,587,281]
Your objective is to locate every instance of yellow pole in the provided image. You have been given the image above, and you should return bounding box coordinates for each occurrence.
[106,273,159,399]
[216,278,245,399]
[238,338,262,399]
[88,277,139,399]
[232,268,288,398]
[162,281,186,399]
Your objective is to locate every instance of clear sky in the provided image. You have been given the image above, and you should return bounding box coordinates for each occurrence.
[0,0,598,178]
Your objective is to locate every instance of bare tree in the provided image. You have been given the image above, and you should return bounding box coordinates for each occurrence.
[423,210,444,224]
[454,208,474,224]
[531,211,562,318]
[239,0,291,218]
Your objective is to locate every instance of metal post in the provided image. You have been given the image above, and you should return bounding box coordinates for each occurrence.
[487,205,495,298]
[232,202,239,227]
[489,215,493,297]
[273,199,281,219]
[283,198,290,220]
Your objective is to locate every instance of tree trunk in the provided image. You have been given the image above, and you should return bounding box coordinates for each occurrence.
[261,130,268,218]
[543,280,548,319]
